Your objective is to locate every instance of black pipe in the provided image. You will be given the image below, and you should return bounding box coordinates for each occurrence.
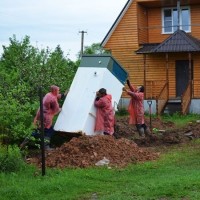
[39,86,45,176]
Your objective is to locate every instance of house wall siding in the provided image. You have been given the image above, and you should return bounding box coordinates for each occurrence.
[191,5,200,37]
[138,4,148,44]
[104,1,145,90]
[103,1,200,99]
[193,54,200,97]
[147,5,200,43]
[148,8,170,43]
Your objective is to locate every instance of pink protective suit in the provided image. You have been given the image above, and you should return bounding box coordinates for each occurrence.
[34,91,61,129]
[94,94,114,135]
[127,85,144,125]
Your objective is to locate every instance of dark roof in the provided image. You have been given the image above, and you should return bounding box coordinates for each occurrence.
[136,30,200,54]
[136,43,159,54]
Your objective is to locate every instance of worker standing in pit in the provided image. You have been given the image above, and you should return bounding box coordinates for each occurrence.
[94,88,115,136]
[123,80,151,138]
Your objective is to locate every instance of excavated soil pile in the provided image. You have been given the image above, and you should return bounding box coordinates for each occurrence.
[115,116,200,147]
[114,116,176,140]
[28,135,159,169]
[26,116,200,169]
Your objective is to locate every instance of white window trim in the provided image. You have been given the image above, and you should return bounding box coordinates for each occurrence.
[162,6,191,34]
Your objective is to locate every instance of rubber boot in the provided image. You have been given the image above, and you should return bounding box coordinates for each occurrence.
[44,137,53,150]
[138,127,145,138]
[144,127,151,137]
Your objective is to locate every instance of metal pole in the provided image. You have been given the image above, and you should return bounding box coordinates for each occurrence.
[79,30,87,57]
[147,100,152,131]
[39,86,45,176]
[177,0,180,30]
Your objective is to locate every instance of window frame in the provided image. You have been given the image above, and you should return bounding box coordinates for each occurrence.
[162,6,191,34]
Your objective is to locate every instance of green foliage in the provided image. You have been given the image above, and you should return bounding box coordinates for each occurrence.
[115,107,128,116]
[0,145,25,173]
[162,113,200,127]
[0,35,78,144]
[0,82,35,141]
[83,43,110,55]
[77,42,111,59]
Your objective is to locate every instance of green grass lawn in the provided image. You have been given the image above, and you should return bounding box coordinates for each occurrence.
[162,113,200,128]
[1,140,200,200]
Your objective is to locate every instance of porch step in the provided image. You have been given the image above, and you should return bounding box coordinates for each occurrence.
[163,99,181,115]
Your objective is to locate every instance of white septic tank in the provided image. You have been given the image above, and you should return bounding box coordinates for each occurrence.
[54,55,128,135]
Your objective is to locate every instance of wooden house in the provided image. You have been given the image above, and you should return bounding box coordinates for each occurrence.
[101,0,200,114]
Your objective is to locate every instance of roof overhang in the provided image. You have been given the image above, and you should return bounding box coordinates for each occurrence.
[136,30,200,54]
[137,0,200,8]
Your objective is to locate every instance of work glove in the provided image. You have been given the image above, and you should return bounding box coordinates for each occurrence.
[61,93,65,100]
[126,79,131,87]
[95,97,100,101]
[61,89,69,100]
[122,87,127,92]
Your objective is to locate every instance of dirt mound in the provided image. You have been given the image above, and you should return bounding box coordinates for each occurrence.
[114,116,176,139]
[27,135,159,169]
[114,116,200,147]
[26,116,200,169]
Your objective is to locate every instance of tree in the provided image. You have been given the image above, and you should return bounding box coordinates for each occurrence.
[77,43,111,59]
[0,35,78,143]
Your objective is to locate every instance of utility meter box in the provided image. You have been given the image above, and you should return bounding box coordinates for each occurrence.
[54,55,128,135]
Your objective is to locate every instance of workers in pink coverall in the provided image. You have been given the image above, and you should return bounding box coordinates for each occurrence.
[94,88,115,136]
[123,80,150,137]
[33,85,69,148]
[34,85,61,137]
[20,85,68,149]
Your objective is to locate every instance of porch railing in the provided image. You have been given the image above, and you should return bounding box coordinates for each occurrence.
[145,80,168,115]
[193,79,200,98]
[181,80,192,115]
[145,80,167,99]
[156,82,168,115]
[145,80,194,115]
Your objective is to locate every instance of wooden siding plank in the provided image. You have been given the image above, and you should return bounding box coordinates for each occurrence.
[103,1,200,99]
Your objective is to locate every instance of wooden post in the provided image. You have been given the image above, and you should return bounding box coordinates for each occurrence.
[189,52,192,97]
[144,54,147,99]
[166,53,169,99]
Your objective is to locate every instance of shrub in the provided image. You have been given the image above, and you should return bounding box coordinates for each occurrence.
[0,145,26,173]
[116,108,128,116]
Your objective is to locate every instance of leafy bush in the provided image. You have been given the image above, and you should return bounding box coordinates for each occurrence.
[116,107,128,116]
[0,35,78,144]
[0,145,26,173]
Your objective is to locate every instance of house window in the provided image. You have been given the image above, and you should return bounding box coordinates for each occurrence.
[162,7,191,33]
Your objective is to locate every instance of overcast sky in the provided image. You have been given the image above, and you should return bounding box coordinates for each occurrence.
[0,0,127,61]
